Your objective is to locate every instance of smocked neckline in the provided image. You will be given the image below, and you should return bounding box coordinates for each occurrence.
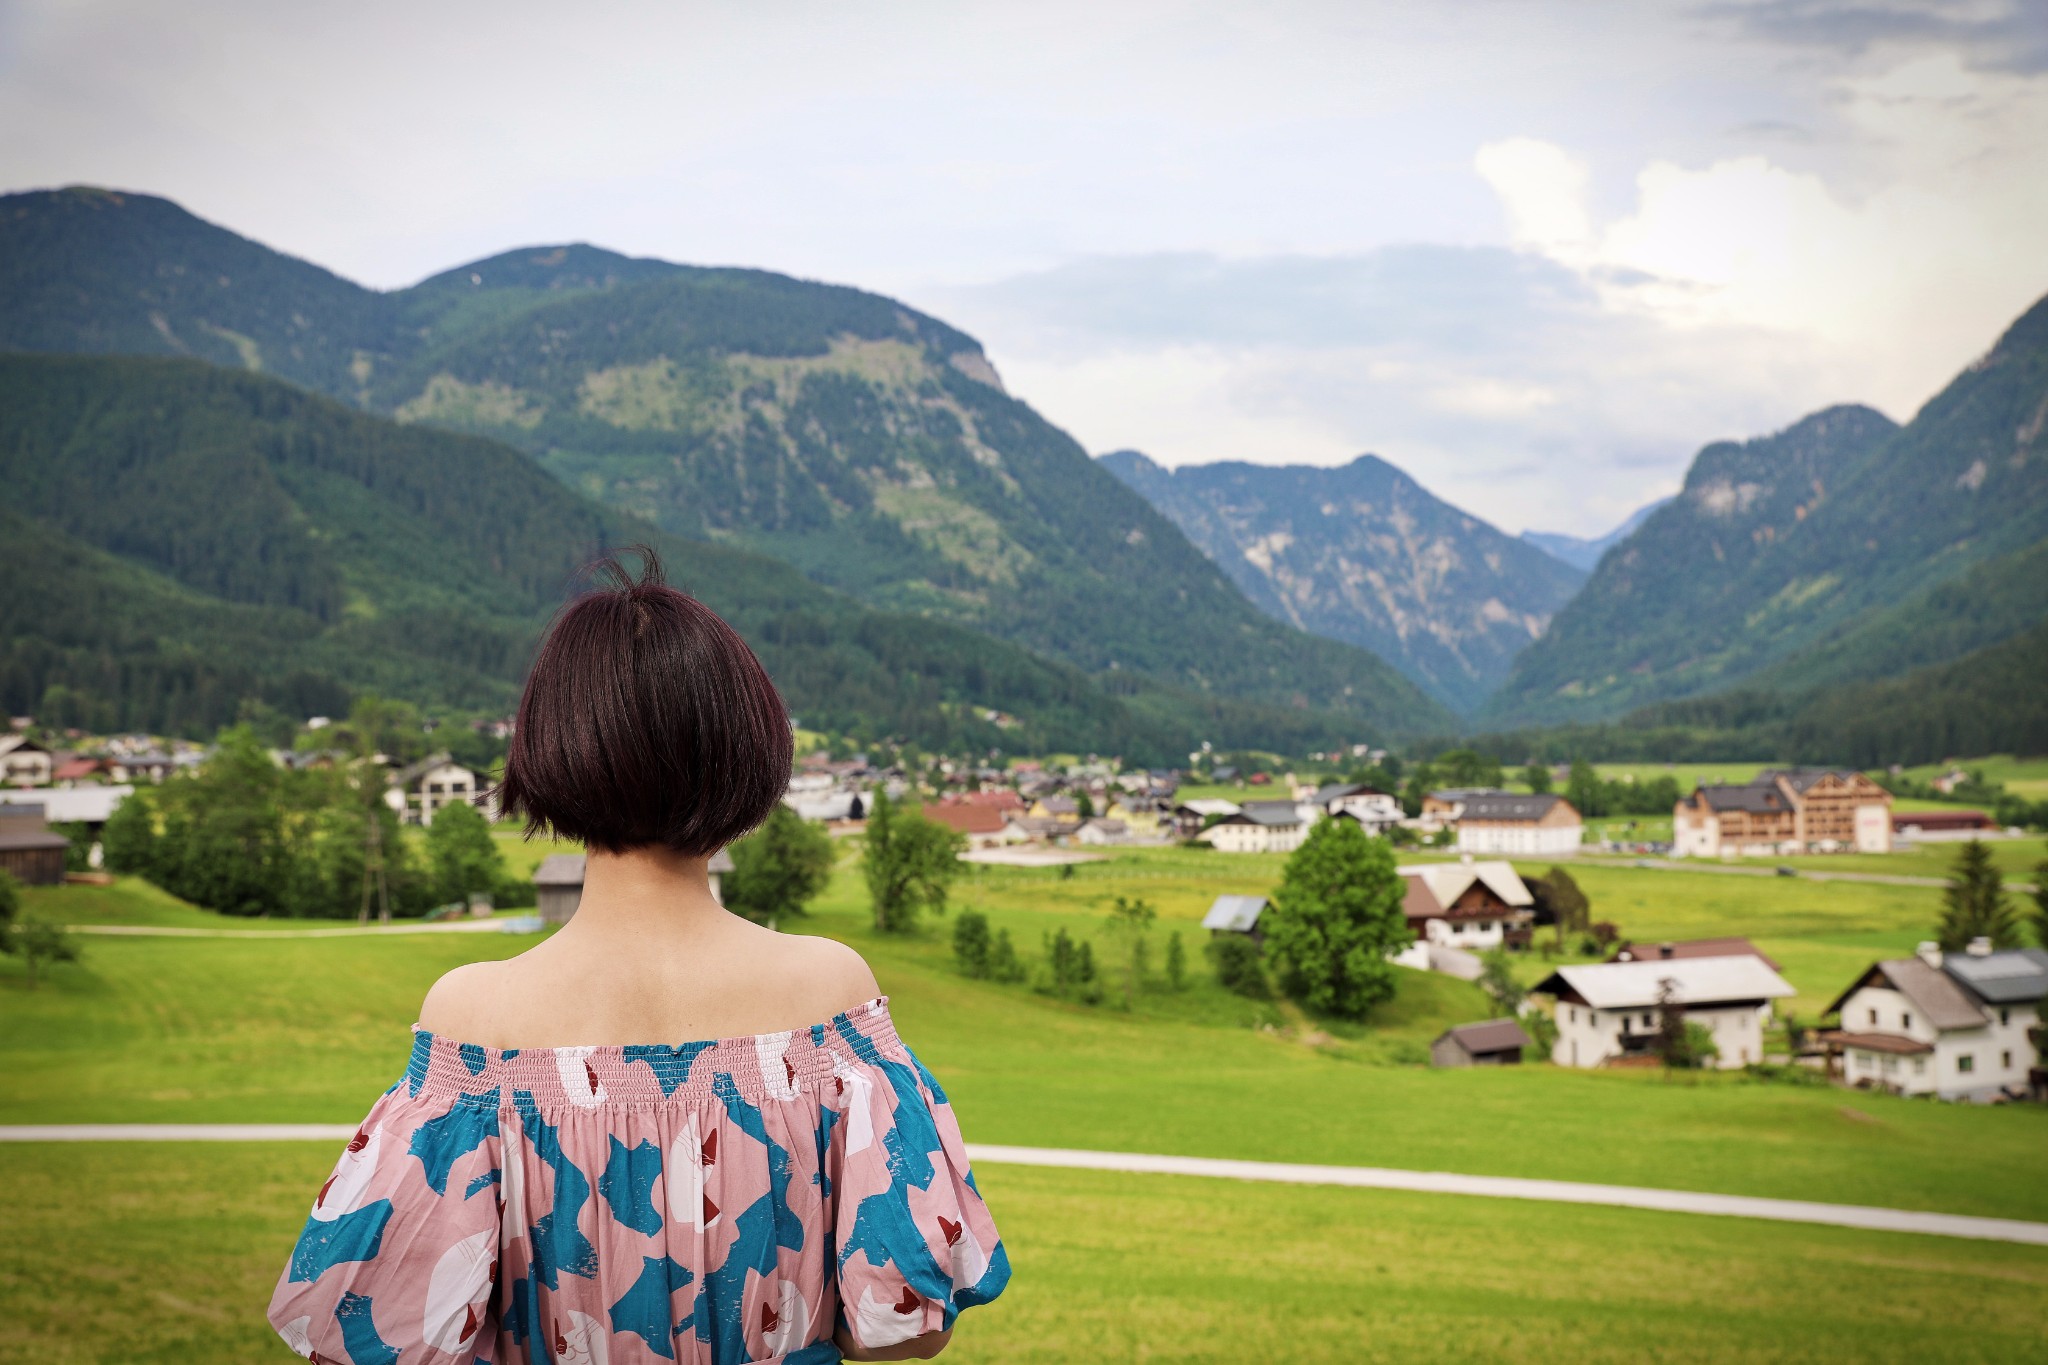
[408,994,892,1057]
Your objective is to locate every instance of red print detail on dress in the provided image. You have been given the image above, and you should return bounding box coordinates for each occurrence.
[461,1303,481,1342]
[784,1057,797,1086]
[316,1174,337,1208]
[938,1216,962,1247]
[760,1299,780,1333]
[346,1127,370,1154]
[703,1194,720,1224]
[584,1060,601,1093]
[894,1286,921,1315]
[702,1130,718,1166]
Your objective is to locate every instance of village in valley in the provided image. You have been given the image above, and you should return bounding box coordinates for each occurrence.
[5,715,2043,1109]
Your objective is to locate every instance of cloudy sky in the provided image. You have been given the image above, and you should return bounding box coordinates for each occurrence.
[3,0,2044,535]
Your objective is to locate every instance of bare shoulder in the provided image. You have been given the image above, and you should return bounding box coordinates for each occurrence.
[416,958,513,1036]
[781,933,882,1015]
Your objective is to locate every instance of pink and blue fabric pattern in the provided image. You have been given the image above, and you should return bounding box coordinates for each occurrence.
[268,998,1008,1364]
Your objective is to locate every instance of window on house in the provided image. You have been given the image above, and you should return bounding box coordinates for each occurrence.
[1642,1013,1652,1028]
[2003,1051,2013,1069]
[1958,1054,1975,1073]
[1867,1008,1877,1025]
[2000,1008,2010,1026]
[1912,1058,1925,1074]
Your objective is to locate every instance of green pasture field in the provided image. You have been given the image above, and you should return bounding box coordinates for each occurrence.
[1591,761,1774,788]
[1896,753,2048,800]
[6,845,2046,1363]
[5,1143,2043,1365]
[1718,835,2048,882]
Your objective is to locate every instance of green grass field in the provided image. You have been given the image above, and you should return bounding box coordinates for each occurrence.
[6,845,2047,1362]
[5,1143,2043,1364]
[1896,753,2048,801]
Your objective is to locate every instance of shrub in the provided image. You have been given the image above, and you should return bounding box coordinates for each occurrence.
[1164,931,1187,991]
[1206,934,1270,999]
[953,909,992,978]
[987,927,1026,984]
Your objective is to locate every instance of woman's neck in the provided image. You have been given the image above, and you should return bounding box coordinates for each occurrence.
[558,844,726,941]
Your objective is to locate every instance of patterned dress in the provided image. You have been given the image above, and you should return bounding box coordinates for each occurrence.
[268,997,1009,1364]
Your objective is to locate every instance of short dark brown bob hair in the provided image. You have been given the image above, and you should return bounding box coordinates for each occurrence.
[498,547,792,857]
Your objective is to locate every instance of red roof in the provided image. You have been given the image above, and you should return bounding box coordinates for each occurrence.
[1892,809,1992,831]
[942,790,1024,813]
[52,759,103,780]
[920,803,1007,835]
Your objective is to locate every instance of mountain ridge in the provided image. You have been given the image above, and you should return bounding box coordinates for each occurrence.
[0,185,1454,739]
[1520,498,1672,574]
[1097,448,1585,714]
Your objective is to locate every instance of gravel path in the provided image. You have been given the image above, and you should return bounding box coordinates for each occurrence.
[7,1126,2043,1247]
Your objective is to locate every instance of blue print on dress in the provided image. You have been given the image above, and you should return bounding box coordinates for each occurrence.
[622,1041,718,1095]
[695,1195,781,1365]
[516,1096,600,1288]
[608,1254,694,1359]
[335,1291,401,1365]
[459,1042,490,1075]
[408,1090,499,1195]
[599,1135,665,1235]
[465,1168,501,1200]
[287,1201,393,1283]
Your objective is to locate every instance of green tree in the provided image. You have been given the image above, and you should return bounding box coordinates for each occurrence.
[1076,791,1096,819]
[1434,749,1503,789]
[2031,859,2048,949]
[1522,762,1553,795]
[1164,930,1187,991]
[1262,819,1410,1019]
[1565,761,1607,819]
[724,805,836,926]
[1936,840,2022,951]
[953,910,992,978]
[861,792,964,933]
[987,927,1025,984]
[0,869,18,933]
[156,726,289,917]
[100,789,158,878]
[6,917,82,987]
[1205,935,1269,998]
[1477,950,1525,1016]
[1532,866,1591,948]
[1105,895,1157,1009]
[424,799,505,909]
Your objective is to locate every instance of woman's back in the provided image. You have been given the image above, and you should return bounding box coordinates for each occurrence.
[266,552,1008,1363]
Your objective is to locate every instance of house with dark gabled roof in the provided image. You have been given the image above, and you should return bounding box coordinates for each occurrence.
[1822,941,2047,1101]
[1454,793,1583,856]
[1431,1018,1532,1067]
[1311,782,1401,834]
[1195,800,1308,854]
[1674,769,1891,857]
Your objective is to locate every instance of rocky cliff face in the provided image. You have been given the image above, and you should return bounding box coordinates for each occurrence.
[1099,450,1586,714]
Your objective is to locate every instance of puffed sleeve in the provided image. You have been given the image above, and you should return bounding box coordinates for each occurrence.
[827,1038,1011,1352]
[268,1082,504,1364]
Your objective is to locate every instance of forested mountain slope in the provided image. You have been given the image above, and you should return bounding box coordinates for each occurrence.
[1489,292,2048,726]
[1099,450,1584,713]
[0,186,1452,738]
[0,355,1390,758]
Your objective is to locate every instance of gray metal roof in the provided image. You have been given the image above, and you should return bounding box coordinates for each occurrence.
[532,853,586,886]
[1236,801,1303,826]
[1202,895,1267,932]
[1695,783,1790,814]
[1943,947,2048,1005]
[1459,793,1571,822]
[1436,1018,1532,1054]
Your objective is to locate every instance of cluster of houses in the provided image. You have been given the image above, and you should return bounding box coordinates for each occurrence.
[1190,783,1583,856]
[1199,855,2046,1101]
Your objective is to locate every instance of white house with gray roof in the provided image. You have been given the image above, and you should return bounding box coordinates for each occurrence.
[1196,800,1309,854]
[1534,955,1796,1070]
[1823,942,2047,1101]
[1454,793,1583,856]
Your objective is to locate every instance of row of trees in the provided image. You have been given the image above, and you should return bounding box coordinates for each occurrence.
[101,722,512,920]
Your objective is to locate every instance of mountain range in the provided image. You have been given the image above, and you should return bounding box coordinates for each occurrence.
[5,183,2044,761]
[1097,450,1585,713]
[0,186,1453,749]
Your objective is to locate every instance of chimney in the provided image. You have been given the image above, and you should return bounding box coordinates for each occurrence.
[1966,936,1993,957]
[1658,943,1674,960]
[1915,941,1942,969]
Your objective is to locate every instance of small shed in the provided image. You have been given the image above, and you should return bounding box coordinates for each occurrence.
[533,848,738,924]
[1430,1018,1532,1068]
[0,804,71,886]
[1202,894,1269,941]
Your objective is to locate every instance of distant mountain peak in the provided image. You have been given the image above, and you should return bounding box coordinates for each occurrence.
[1098,448,1586,714]
[1521,496,1674,574]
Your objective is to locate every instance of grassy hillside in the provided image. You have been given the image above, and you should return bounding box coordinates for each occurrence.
[1099,449,1586,713]
[9,853,2048,1361]
[0,353,1376,758]
[0,186,1453,739]
[1493,290,2048,725]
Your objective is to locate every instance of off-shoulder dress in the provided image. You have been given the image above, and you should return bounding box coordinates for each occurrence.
[267,997,1008,1365]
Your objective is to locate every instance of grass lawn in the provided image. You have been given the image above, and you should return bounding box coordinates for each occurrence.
[1897,753,2048,801]
[1719,835,2048,882]
[4,1144,2044,1365]
[1592,761,1774,788]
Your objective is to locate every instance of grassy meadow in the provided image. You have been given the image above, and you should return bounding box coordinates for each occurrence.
[4,837,2047,1361]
